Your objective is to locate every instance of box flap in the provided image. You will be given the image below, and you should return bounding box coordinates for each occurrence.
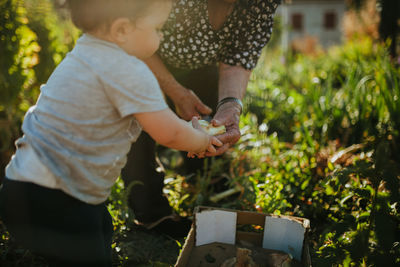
[262,216,306,261]
[195,210,237,246]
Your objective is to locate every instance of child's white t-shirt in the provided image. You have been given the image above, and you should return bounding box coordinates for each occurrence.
[5,34,168,204]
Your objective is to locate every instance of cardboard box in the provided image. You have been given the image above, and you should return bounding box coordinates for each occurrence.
[175,206,311,267]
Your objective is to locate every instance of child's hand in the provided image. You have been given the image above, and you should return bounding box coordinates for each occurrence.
[188,135,223,158]
[188,117,223,158]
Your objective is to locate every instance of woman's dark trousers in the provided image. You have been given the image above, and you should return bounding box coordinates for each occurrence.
[121,65,218,224]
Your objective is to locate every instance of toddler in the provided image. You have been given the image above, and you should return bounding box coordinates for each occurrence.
[0,0,221,266]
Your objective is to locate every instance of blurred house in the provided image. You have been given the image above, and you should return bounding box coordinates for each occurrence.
[278,0,347,52]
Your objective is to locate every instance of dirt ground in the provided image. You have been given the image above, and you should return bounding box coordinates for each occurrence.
[112,223,182,266]
[0,220,182,267]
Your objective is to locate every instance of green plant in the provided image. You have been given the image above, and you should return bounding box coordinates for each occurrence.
[0,0,78,179]
[0,0,39,178]
[314,138,400,266]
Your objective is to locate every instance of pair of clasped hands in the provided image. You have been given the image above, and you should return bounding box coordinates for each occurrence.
[182,93,242,159]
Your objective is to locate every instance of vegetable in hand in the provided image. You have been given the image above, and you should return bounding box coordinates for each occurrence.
[189,119,226,136]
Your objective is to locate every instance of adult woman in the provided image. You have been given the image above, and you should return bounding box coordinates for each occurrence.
[121,0,281,238]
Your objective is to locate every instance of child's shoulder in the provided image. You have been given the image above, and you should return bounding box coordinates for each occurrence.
[72,34,152,79]
[74,34,134,62]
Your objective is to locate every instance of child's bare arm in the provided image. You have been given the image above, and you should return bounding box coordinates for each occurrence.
[134,109,215,153]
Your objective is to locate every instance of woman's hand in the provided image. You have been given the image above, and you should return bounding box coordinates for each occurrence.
[173,88,212,121]
[206,101,241,156]
[144,54,212,121]
[205,63,249,157]
[187,117,223,158]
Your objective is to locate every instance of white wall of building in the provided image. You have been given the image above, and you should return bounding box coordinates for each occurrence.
[278,1,346,50]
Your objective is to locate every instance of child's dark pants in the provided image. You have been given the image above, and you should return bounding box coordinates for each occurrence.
[0,178,113,267]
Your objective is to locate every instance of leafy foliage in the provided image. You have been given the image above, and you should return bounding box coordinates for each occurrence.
[0,0,78,180]
[0,0,38,179]
[161,37,400,266]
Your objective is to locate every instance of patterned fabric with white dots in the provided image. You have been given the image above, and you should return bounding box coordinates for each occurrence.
[158,0,281,70]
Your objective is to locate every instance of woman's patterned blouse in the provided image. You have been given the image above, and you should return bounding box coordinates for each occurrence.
[158,0,281,70]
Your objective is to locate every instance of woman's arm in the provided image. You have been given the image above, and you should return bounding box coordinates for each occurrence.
[218,63,250,100]
[144,55,212,120]
[208,63,251,156]
[134,109,221,154]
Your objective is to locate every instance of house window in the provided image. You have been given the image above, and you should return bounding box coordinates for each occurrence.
[324,11,337,30]
[291,13,303,31]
